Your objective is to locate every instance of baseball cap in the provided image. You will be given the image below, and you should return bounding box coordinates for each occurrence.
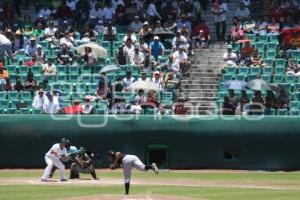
[154,36,159,40]
[154,71,160,75]
[143,21,149,25]
[227,45,233,49]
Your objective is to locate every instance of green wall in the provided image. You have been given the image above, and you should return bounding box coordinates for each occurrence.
[1,115,300,170]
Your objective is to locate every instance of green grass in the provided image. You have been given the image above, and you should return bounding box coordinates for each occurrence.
[1,170,300,200]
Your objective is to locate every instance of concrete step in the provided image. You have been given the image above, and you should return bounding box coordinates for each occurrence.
[181,84,219,89]
[181,78,220,83]
[188,72,220,77]
[180,89,218,92]
[179,93,218,98]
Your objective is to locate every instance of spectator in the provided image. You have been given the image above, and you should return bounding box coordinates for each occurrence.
[103,21,117,41]
[0,33,12,61]
[151,71,163,89]
[33,23,45,40]
[122,29,137,44]
[64,100,82,114]
[277,89,290,109]
[228,89,238,107]
[60,32,75,48]
[267,17,280,35]
[35,46,46,65]
[44,21,58,40]
[24,56,37,67]
[96,73,110,100]
[240,41,253,63]
[0,65,9,91]
[172,31,189,51]
[171,45,190,76]
[149,36,165,61]
[57,44,74,65]
[13,29,25,50]
[129,45,144,68]
[286,58,300,76]
[89,3,103,22]
[164,69,179,90]
[131,89,146,114]
[235,2,250,22]
[195,30,210,48]
[81,47,97,67]
[122,71,135,87]
[38,6,52,20]
[250,48,263,67]
[145,0,162,24]
[130,16,143,34]
[24,72,37,94]
[112,0,125,9]
[22,15,34,34]
[164,15,177,32]
[193,20,210,48]
[116,45,127,65]
[243,16,256,34]
[253,17,268,35]
[177,14,192,36]
[239,90,250,113]
[25,37,38,57]
[250,90,264,115]
[102,2,115,23]
[147,90,159,108]
[139,38,150,55]
[211,0,228,41]
[32,88,48,109]
[139,21,152,37]
[123,38,135,61]
[222,45,238,66]
[222,96,235,115]
[13,76,24,92]
[264,90,277,112]
[81,96,94,114]
[138,71,150,82]
[56,1,73,25]
[42,59,57,76]
[43,93,60,114]
[230,24,244,43]
[66,0,78,11]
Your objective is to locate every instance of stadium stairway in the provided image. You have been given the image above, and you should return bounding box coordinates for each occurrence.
[201,0,240,41]
[180,43,227,114]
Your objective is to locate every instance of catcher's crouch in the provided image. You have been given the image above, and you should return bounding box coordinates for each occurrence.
[107,150,159,195]
[70,147,98,180]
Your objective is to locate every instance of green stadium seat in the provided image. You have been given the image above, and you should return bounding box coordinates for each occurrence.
[273,74,284,83]
[8,91,19,99]
[9,73,18,83]
[263,58,274,67]
[162,92,173,100]
[32,109,42,114]
[291,101,300,109]
[62,83,73,93]
[38,41,49,49]
[71,92,84,100]
[275,59,286,68]
[264,108,276,115]
[101,41,111,50]
[262,66,273,75]
[277,109,287,115]
[261,74,271,82]
[279,83,293,91]
[218,91,227,99]
[87,83,98,92]
[61,99,72,108]
[266,51,276,59]
[57,74,68,82]
[254,42,265,52]
[69,65,79,75]
[225,66,237,75]
[7,108,17,114]
[117,33,126,42]
[69,74,79,83]
[6,65,16,73]
[285,74,296,83]
[291,50,300,59]
[249,67,261,75]
[20,91,32,99]
[0,91,7,99]
[57,65,68,75]
[266,42,277,51]
[247,74,258,81]
[107,74,116,83]
[146,108,158,115]
[293,92,300,101]
[81,74,92,83]
[274,66,285,75]
[31,65,41,74]
[257,35,268,43]
[160,99,173,106]
[236,74,246,81]
[221,74,233,82]
[75,83,86,92]
[238,66,249,75]
[0,99,8,108]
[245,34,256,41]
[290,110,299,115]
[20,108,31,114]
[268,35,278,43]
[123,92,135,102]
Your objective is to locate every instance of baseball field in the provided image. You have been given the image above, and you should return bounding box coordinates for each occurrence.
[1,169,300,200]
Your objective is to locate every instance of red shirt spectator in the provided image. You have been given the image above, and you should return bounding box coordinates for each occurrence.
[193,20,210,40]
[64,102,82,114]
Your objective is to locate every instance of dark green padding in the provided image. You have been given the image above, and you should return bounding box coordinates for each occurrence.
[1,115,300,170]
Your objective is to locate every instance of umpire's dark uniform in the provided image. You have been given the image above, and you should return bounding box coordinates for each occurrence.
[70,151,98,180]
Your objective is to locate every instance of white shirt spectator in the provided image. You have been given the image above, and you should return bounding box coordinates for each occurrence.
[25,44,38,57]
[38,8,52,19]
[152,77,163,89]
[123,44,135,57]
[44,27,58,37]
[241,0,251,7]
[172,50,188,72]
[146,3,161,19]
[35,51,45,64]
[0,34,12,45]
[123,77,136,87]
[89,7,103,19]
[172,35,188,46]
[43,100,60,114]
[87,52,97,64]
[81,103,94,114]
[66,0,78,11]
[212,2,228,23]
[138,77,150,82]
[60,36,75,48]
[123,34,137,44]
[32,94,48,109]
[42,63,57,75]
[103,6,115,21]
[223,51,238,63]
[112,0,124,9]
[129,51,144,66]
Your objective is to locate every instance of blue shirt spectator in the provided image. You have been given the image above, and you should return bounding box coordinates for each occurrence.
[149,36,165,60]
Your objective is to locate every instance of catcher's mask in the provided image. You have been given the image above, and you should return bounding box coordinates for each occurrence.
[107,150,116,160]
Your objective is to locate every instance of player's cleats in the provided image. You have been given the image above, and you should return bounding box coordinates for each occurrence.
[152,163,159,174]
[41,179,48,182]
[60,179,68,182]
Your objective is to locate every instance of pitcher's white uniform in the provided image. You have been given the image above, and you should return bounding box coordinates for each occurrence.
[41,143,67,181]
[122,155,146,183]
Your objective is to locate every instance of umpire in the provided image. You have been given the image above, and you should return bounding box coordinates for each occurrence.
[70,147,99,180]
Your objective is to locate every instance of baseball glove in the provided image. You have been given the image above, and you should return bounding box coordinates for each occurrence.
[110,164,117,170]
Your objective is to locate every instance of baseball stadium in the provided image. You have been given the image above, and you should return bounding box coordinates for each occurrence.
[1,0,300,200]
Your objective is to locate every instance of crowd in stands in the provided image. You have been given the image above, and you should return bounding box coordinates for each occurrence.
[220,0,300,115]
[0,0,212,115]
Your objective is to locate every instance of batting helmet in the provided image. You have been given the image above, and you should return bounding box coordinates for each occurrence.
[60,138,68,144]
[107,150,116,160]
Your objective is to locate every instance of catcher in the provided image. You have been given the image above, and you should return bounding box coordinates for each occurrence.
[70,147,99,180]
[107,150,159,195]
